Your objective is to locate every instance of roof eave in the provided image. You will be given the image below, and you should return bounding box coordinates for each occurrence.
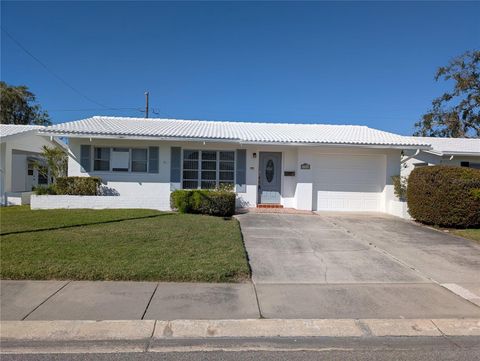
[0,129,41,142]
[441,151,480,157]
[39,131,431,149]
[423,149,480,157]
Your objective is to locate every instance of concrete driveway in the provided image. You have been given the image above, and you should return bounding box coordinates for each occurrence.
[237,212,480,319]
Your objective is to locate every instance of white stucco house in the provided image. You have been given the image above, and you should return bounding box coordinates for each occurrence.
[0,124,65,205]
[402,137,480,177]
[35,116,431,215]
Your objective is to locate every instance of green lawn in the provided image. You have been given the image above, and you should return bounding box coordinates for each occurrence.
[0,206,250,282]
[451,228,480,243]
[0,206,161,235]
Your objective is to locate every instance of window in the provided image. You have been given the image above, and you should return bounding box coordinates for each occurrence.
[182,150,235,189]
[201,151,217,189]
[461,161,470,167]
[92,147,155,173]
[131,149,148,172]
[94,147,110,171]
[111,148,129,172]
[27,162,34,176]
[182,150,199,189]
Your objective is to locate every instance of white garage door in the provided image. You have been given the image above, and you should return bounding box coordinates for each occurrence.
[312,154,385,211]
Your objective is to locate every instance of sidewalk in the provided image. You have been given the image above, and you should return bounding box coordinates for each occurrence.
[3,280,480,321]
[1,281,259,321]
[2,280,480,354]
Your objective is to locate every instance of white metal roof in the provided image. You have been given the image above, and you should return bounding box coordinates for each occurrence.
[0,124,44,140]
[413,137,480,156]
[42,116,429,148]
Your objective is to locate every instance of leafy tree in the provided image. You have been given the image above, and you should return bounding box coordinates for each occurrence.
[34,145,68,183]
[0,81,51,125]
[414,50,480,138]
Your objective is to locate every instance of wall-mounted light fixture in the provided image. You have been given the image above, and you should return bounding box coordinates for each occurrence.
[253,153,257,159]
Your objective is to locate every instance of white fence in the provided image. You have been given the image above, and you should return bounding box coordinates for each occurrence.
[31,195,171,211]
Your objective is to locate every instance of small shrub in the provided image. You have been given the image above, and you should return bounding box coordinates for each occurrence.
[191,190,236,217]
[170,190,193,213]
[407,166,480,228]
[392,175,408,201]
[55,177,102,196]
[34,185,57,195]
[170,189,236,217]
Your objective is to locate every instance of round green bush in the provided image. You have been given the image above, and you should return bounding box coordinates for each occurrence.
[407,166,480,228]
[170,189,236,217]
[170,190,193,213]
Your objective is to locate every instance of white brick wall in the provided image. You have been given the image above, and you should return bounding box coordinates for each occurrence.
[31,195,171,211]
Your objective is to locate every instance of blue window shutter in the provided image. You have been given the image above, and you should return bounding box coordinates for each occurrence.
[80,145,91,173]
[235,149,246,193]
[148,147,159,173]
[170,147,181,184]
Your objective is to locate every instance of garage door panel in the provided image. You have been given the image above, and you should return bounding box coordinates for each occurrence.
[315,171,382,191]
[312,154,385,211]
[314,183,380,193]
[317,191,380,211]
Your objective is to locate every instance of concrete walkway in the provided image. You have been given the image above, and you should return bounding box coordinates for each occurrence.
[2,277,480,321]
[1,281,259,321]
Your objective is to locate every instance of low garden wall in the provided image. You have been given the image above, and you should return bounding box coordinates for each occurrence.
[31,195,171,211]
[387,200,411,220]
[4,192,34,206]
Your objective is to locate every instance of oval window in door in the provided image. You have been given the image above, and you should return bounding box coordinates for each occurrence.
[266,159,274,182]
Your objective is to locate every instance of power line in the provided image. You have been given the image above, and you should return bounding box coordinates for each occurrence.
[1,27,110,109]
[49,107,143,112]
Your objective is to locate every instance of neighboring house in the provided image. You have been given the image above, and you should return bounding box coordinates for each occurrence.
[38,116,430,214]
[0,124,64,205]
[402,137,480,177]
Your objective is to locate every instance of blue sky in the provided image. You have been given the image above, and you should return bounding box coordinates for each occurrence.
[1,1,479,135]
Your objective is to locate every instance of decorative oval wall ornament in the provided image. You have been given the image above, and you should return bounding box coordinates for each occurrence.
[266,159,274,182]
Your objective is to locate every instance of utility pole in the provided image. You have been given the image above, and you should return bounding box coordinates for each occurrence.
[144,91,149,118]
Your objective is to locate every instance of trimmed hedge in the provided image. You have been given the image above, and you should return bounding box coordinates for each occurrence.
[55,177,102,196]
[170,189,236,217]
[407,166,480,228]
[33,185,57,195]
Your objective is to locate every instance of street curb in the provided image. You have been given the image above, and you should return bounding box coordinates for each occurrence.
[1,320,156,342]
[1,319,479,342]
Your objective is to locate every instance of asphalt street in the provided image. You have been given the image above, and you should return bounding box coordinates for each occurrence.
[2,337,480,361]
